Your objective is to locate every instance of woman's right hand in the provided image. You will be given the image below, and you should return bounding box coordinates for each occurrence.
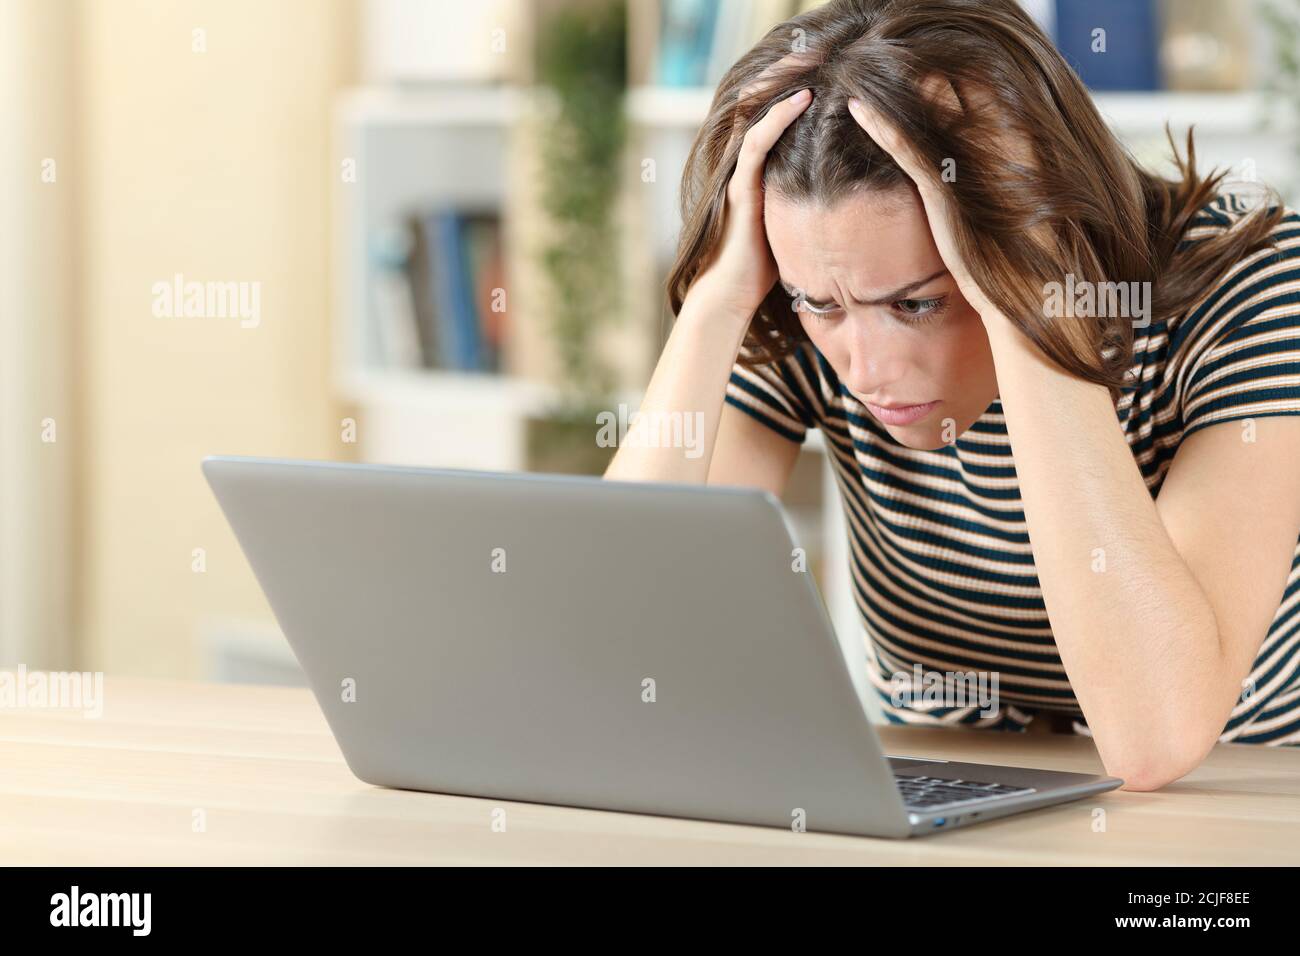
[689,86,813,319]
[605,76,811,486]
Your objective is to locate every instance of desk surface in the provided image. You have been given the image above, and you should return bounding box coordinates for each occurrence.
[2,676,1297,865]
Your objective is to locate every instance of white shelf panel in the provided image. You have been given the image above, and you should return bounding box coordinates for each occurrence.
[626,86,1288,135]
[336,85,525,128]
[341,368,555,417]
[341,370,652,472]
[627,86,716,128]
[1091,91,1284,134]
[337,85,1290,138]
[344,370,544,472]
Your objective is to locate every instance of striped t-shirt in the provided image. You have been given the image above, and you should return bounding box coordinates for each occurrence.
[725,196,1300,745]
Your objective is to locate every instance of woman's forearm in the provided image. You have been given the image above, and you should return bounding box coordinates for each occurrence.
[982,314,1226,789]
[604,279,753,484]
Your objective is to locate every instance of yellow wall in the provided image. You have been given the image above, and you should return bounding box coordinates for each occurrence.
[76,0,358,675]
[0,0,77,669]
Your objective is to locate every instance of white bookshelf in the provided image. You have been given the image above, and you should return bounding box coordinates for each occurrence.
[333,85,550,472]
[333,84,521,377]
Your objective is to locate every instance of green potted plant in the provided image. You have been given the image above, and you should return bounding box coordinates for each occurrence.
[527,0,627,475]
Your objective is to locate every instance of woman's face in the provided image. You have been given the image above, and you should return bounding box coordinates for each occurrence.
[763,185,999,450]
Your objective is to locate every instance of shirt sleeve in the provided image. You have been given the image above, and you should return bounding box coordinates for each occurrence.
[1179,207,1300,437]
[724,344,821,444]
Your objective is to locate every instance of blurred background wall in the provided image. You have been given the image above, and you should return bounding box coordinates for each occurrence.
[75,0,357,677]
[1,0,1297,690]
[1,0,78,674]
[2,0,358,678]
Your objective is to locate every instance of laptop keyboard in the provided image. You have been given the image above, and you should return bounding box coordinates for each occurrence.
[895,774,1035,810]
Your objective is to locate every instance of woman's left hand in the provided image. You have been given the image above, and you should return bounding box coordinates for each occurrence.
[842,89,993,316]
[846,84,1039,331]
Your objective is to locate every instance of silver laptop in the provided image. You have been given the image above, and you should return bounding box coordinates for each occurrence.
[203,455,1121,838]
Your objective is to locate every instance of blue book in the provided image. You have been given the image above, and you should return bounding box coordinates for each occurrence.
[1053,0,1161,91]
[429,210,483,371]
[658,0,719,88]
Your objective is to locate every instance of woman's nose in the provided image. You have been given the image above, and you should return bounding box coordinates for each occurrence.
[843,342,907,399]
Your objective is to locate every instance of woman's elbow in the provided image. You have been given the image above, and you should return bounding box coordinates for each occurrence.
[1105,730,1217,792]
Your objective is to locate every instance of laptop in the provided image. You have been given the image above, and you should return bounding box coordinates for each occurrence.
[203,455,1122,838]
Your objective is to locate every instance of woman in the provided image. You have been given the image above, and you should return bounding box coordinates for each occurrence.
[605,0,1300,790]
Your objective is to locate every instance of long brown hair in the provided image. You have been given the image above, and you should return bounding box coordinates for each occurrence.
[668,0,1283,393]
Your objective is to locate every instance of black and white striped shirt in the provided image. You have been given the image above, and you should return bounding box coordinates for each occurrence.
[726,196,1300,744]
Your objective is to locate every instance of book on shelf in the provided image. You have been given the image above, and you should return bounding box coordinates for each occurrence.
[431,210,482,371]
[367,208,507,374]
[367,224,423,370]
[463,214,507,372]
[1052,0,1162,91]
[654,0,800,88]
[403,208,440,369]
[1049,0,1249,93]
[658,0,718,87]
[642,0,1254,96]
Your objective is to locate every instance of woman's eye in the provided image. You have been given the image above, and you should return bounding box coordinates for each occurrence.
[785,285,842,317]
[894,296,946,319]
[795,294,840,316]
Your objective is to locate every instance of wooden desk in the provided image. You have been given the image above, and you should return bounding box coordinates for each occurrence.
[2,676,1296,865]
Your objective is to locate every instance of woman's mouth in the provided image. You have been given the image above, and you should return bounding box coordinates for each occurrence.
[864,400,939,426]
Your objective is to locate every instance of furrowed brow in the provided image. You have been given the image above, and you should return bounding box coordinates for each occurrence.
[780,269,949,307]
[779,279,835,305]
[855,268,949,306]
